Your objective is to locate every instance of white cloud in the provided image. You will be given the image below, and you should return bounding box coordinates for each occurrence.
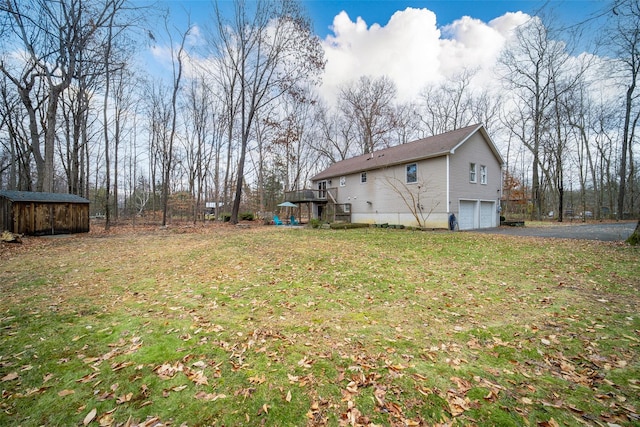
[319,8,531,104]
[149,24,206,81]
[150,44,173,67]
[488,11,530,35]
[186,24,204,47]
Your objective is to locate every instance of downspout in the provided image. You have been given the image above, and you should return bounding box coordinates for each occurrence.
[446,154,450,215]
[499,165,504,226]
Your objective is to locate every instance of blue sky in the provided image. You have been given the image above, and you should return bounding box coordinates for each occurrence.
[302,0,605,36]
[148,0,609,103]
[161,0,606,37]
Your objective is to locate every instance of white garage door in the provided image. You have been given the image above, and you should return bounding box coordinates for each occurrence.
[458,201,476,230]
[479,201,495,228]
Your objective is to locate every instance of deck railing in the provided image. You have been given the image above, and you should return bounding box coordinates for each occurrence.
[282,189,350,223]
[284,188,337,203]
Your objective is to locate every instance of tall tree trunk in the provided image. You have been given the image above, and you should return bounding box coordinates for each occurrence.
[626,220,640,245]
[617,84,634,220]
[103,8,114,230]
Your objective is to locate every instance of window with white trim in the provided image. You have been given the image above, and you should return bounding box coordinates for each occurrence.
[361,172,367,183]
[406,163,417,183]
[339,176,346,187]
[480,165,487,184]
[469,163,477,183]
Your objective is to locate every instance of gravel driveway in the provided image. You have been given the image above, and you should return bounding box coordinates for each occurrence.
[471,221,637,242]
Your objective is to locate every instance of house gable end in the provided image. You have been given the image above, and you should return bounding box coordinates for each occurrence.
[450,125,504,167]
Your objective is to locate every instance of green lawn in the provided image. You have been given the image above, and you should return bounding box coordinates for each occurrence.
[1,225,638,426]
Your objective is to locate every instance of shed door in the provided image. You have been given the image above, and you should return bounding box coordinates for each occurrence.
[458,200,476,230]
[479,201,495,228]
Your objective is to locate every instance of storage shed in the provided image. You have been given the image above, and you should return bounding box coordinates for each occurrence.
[0,190,90,236]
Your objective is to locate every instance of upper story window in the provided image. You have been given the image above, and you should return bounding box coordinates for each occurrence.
[469,163,477,183]
[361,172,367,183]
[339,176,346,187]
[406,163,417,183]
[317,180,327,199]
[480,165,487,184]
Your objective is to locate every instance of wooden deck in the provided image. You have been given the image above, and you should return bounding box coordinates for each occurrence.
[282,189,351,223]
[284,188,335,203]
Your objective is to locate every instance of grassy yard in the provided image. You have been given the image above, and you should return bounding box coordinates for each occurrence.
[0,224,638,426]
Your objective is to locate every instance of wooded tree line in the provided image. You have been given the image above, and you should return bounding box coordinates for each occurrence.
[0,0,638,225]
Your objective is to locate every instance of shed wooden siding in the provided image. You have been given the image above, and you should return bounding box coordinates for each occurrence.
[0,192,90,235]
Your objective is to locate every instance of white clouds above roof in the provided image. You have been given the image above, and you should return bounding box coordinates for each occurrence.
[319,8,530,104]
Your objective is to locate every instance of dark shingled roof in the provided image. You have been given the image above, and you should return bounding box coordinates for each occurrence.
[311,124,502,181]
[0,190,90,204]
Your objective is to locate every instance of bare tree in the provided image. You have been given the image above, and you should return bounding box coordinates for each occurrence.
[0,0,127,192]
[0,74,33,190]
[499,16,569,220]
[594,105,620,216]
[383,174,441,228]
[146,18,191,226]
[605,0,640,219]
[102,1,118,229]
[627,217,640,244]
[416,69,475,136]
[313,101,357,163]
[565,80,600,219]
[181,74,219,223]
[211,0,324,224]
[392,101,421,145]
[60,86,84,194]
[264,86,318,194]
[338,75,397,154]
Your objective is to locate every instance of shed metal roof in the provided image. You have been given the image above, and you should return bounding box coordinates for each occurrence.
[311,124,504,181]
[0,190,90,204]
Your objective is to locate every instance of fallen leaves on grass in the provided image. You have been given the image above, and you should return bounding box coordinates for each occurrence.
[116,392,133,404]
[194,391,226,401]
[76,371,99,383]
[248,374,266,385]
[154,362,183,380]
[154,359,214,388]
[297,356,314,368]
[1,227,639,426]
[341,400,364,426]
[186,369,208,386]
[83,407,97,425]
[1,372,19,382]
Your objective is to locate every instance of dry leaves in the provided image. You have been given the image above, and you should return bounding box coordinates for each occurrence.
[1,372,19,382]
[1,227,639,426]
[83,408,97,425]
[194,391,226,401]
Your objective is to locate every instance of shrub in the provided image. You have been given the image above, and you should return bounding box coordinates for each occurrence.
[329,222,370,230]
[240,212,254,221]
[220,213,231,222]
[310,218,322,229]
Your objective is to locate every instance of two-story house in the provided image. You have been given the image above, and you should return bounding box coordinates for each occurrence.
[289,124,504,230]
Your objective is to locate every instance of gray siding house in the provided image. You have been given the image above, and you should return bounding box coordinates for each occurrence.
[297,124,504,230]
